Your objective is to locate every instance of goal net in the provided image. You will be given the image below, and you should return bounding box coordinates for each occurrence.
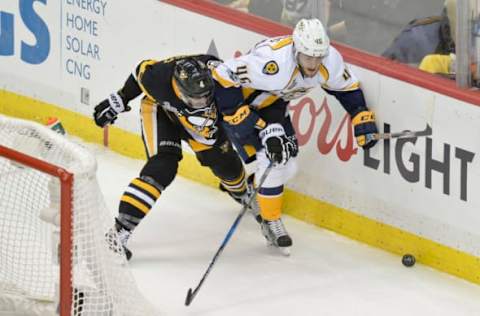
[0,115,156,316]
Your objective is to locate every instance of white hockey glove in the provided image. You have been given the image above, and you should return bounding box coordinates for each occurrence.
[94,92,131,127]
[259,123,298,165]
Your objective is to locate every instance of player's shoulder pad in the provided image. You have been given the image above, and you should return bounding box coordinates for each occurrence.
[246,37,296,90]
[321,46,361,91]
[211,62,241,89]
[134,59,158,80]
[135,59,173,100]
[321,46,345,79]
[252,36,293,73]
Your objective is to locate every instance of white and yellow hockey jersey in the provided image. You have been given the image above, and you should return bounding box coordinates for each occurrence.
[212,35,361,109]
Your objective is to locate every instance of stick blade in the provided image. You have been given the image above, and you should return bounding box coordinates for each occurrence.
[185,288,194,306]
[376,123,433,140]
[408,123,433,138]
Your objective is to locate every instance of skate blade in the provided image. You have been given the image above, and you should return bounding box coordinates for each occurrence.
[279,247,291,256]
[266,242,291,257]
[250,211,262,224]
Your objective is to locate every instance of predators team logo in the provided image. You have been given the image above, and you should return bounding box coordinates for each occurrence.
[262,61,279,75]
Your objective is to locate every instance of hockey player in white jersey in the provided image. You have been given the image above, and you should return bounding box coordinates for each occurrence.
[212,18,378,253]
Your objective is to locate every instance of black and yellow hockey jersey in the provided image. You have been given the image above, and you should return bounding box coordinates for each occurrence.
[118,54,223,146]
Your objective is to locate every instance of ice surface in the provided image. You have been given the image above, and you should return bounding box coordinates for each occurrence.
[93,145,480,316]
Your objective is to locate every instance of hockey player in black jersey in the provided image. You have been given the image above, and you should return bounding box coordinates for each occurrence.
[94,55,256,260]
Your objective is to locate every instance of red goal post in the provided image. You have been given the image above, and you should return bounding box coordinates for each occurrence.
[0,115,155,316]
[0,144,74,316]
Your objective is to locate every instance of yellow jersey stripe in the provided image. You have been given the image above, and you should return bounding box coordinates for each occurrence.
[132,178,161,198]
[121,195,151,214]
[270,36,293,50]
[140,98,157,157]
[212,68,236,88]
[222,169,245,185]
[242,87,255,99]
[243,145,257,158]
[322,82,360,92]
[188,139,212,152]
[318,64,329,82]
[257,94,281,109]
[343,82,360,91]
[171,77,182,99]
[221,178,247,192]
[286,68,301,90]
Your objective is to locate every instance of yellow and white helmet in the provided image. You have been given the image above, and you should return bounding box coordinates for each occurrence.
[292,18,330,58]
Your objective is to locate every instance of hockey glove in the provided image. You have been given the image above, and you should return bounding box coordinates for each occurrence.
[352,110,378,150]
[260,123,298,165]
[94,92,131,127]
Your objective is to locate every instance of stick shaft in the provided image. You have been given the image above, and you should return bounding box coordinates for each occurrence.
[374,124,432,140]
[185,162,274,306]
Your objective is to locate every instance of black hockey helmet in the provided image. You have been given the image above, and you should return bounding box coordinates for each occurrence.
[173,57,215,109]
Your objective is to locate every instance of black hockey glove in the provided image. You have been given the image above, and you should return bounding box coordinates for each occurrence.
[352,109,378,150]
[93,92,131,127]
[260,123,298,165]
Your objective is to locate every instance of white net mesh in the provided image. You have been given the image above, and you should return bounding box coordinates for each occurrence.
[0,115,157,316]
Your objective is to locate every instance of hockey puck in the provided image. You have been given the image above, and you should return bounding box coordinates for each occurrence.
[402,254,415,267]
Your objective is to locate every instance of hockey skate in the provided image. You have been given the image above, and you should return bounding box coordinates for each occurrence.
[261,218,292,256]
[105,221,133,261]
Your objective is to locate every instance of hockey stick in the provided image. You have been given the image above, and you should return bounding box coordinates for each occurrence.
[185,162,274,306]
[374,124,432,140]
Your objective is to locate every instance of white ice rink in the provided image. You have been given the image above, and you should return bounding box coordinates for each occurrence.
[93,145,480,316]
